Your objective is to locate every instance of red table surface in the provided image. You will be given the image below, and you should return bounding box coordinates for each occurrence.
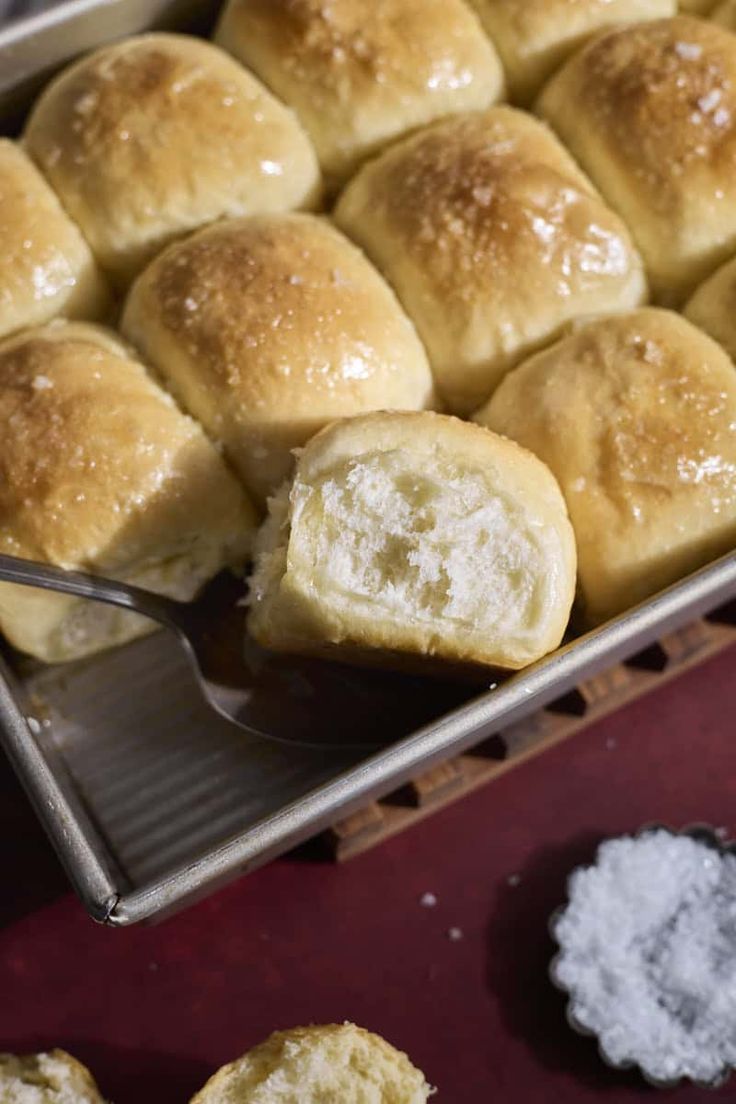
[2,647,736,1104]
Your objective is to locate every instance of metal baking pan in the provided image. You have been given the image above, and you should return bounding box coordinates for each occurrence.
[2,0,736,927]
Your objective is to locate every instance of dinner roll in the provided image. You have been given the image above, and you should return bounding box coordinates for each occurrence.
[248,411,576,673]
[0,140,108,340]
[121,213,435,503]
[474,308,736,625]
[680,0,716,11]
[685,254,736,358]
[712,0,736,28]
[466,0,674,104]
[0,1050,105,1103]
[213,0,504,191]
[334,107,646,415]
[23,34,321,288]
[0,322,255,663]
[190,1023,431,1103]
[537,17,736,305]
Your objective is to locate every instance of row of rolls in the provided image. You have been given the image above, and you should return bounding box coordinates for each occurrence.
[2,1,736,676]
[1,1023,433,1102]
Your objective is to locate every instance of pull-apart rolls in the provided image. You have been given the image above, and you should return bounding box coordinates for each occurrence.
[335,108,646,415]
[122,214,435,503]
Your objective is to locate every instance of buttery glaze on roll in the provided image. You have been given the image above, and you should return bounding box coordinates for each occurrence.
[190,1023,432,1104]
[213,0,504,190]
[537,17,736,305]
[247,411,576,673]
[23,34,321,288]
[685,254,736,358]
[0,140,108,340]
[0,1051,106,1104]
[475,308,736,625]
[121,214,435,503]
[0,322,255,663]
[466,0,674,105]
[334,107,646,415]
[712,0,736,28]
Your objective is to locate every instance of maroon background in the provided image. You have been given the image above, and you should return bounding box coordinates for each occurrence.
[1,647,735,1103]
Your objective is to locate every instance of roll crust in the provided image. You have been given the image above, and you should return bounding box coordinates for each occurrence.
[214,0,504,190]
[0,322,255,662]
[121,214,435,502]
[475,308,736,624]
[0,1050,106,1103]
[334,107,646,415]
[248,411,576,673]
[685,253,736,359]
[466,0,674,104]
[0,139,109,340]
[23,34,321,287]
[190,1023,431,1103]
[537,16,736,304]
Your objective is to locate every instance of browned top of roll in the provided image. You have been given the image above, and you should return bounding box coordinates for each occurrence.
[214,0,504,187]
[360,110,603,293]
[121,213,434,499]
[23,34,321,287]
[561,18,736,173]
[335,106,646,413]
[537,16,736,301]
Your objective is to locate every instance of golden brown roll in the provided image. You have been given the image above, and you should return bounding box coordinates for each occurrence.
[23,34,321,289]
[712,0,736,27]
[247,411,576,673]
[334,107,646,415]
[684,254,736,358]
[213,0,504,191]
[0,139,109,340]
[0,322,255,663]
[680,0,716,11]
[466,0,674,104]
[0,1050,106,1103]
[537,17,736,305]
[190,1023,432,1103]
[474,308,736,625]
[121,213,435,502]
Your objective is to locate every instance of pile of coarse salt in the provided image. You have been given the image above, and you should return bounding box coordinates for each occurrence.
[553,830,736,1086]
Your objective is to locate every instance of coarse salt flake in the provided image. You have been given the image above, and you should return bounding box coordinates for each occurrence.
[554,830,736,1085]
[674,42,702,61]
[698,89,722,114]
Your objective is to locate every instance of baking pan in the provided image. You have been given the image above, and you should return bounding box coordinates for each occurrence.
[1,0,736,926]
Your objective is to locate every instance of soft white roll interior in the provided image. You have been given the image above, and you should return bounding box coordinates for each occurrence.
[249,412,576,671]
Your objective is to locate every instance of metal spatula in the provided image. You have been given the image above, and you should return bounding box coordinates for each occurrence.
[0,553,471,749]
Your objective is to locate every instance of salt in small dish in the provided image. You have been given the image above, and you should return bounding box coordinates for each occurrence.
[550,823,736,1091]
